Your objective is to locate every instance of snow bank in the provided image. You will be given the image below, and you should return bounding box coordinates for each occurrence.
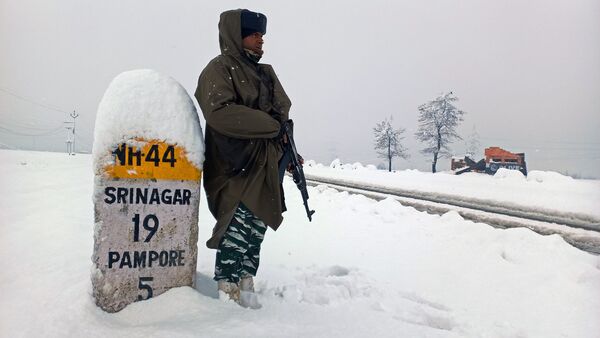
[330,158,342,168]
[493,167,525,180]
[493,168,577,184]
[304,160,600,220]
[304,159,320,168]
[92,69,204,171]
[327,159,377,171]
[527,170,575,184]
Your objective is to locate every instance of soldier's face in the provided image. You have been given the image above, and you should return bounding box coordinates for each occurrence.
[242,32,264,55]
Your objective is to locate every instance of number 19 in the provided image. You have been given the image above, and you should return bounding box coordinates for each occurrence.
[132,214,159,242]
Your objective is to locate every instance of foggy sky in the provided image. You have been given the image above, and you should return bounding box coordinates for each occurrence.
[1,0,599,178]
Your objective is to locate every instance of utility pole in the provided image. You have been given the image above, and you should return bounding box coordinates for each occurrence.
[65,110,79,155]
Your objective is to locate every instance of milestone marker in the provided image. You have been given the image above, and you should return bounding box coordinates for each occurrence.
[91,69,204,313]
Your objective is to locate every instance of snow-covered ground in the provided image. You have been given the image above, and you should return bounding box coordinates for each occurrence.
[1,149,599,337]
[304,160,600,222]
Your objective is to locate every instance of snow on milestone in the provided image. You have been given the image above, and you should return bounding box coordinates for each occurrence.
[92,69,204,171]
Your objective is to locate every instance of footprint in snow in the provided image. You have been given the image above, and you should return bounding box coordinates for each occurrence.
[393,291,456,331]
[394,310,456,331]
[398,291,450,311]
[263,265,373,305]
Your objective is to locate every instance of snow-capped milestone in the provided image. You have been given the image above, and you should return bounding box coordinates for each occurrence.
[91,69,205,313]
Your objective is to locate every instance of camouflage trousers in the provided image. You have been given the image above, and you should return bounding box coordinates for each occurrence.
[214,203,268,283]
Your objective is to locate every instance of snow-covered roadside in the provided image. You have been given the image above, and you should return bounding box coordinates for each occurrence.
[304,160,600,222]
[311,179,600,254]
[1,150,599,337]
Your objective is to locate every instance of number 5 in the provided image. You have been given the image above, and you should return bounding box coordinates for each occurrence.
[138,277,154,301]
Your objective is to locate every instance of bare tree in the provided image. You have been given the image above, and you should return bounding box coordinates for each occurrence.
[465,125,481,159]
[415,92,466,173]
[373,116,408,172]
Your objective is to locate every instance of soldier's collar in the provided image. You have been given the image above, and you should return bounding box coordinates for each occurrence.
[243,48,262,64]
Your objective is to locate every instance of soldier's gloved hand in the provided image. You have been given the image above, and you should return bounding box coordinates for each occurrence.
[287,153,304,173]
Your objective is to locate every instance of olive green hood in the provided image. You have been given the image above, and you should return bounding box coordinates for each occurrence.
[218,9,244,57]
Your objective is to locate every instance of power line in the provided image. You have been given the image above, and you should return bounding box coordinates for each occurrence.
[2,122,61,131]
[0,87,69,114]
[0,125,64,137]
[0,116,64,132]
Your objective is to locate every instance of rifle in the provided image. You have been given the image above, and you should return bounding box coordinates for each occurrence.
[278,119,315,221]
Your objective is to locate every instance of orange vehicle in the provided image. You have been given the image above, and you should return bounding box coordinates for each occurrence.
[452,147,527,175]
[484,147,527,175]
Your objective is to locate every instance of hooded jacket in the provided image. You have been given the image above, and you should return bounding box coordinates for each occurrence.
[195,9,291,249]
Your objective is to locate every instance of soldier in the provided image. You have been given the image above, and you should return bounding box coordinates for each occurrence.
[195,9,292,305]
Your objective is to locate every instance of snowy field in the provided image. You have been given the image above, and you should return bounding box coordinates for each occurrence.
[1,149,600,338]
[304,160,600,221]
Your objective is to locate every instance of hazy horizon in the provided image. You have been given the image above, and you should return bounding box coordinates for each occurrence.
[1,0,599,178]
